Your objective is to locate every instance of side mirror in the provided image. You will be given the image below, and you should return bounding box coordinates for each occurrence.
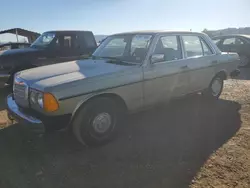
[150,54,165,63]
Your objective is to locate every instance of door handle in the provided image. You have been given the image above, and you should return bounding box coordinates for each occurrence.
[211,60,218,64]
[181,65,188,69]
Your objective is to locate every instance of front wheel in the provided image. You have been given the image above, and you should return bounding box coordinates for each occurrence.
[72,98,119,146]
[202,76,224,99]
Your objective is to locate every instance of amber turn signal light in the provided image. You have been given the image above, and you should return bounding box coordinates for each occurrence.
[43,93,59,112]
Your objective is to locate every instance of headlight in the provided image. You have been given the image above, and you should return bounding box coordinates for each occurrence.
[30,91,37,104]
[37,93,43,108]
[29,90,43,108]
[29,89,59,112]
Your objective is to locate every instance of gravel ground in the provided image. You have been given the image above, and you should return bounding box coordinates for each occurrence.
[0,71,249,188]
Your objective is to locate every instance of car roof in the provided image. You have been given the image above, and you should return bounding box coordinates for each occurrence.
[212,34,250,39]
[111,30,204,36]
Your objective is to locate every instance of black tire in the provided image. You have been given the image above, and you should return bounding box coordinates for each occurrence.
[72,97,120,146]
[202,76,224,99]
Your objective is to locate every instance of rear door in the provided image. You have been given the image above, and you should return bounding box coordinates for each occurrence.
[54,34,81,62]
[180,35,217,92]
[143,34,189,107]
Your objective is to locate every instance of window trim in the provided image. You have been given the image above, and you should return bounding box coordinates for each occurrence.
[149,34,184,64]
[199,37,214,56]
[200,35,217,55]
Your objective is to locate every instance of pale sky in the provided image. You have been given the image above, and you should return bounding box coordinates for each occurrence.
[1,0,250,42]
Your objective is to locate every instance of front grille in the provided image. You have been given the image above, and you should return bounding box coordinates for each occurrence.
[13,76,29,107]
[14,83,26,98]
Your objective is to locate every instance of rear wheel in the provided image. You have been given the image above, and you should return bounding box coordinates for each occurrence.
[239,55,249,67]
[72,97,120,146]
[202,76,224,99]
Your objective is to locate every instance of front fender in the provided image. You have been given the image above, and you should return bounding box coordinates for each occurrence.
[68,91,128,128]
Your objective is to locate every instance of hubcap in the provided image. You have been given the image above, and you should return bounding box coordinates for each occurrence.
[92,112,112,133]
[240,56,249,67]
[211,78,222,96]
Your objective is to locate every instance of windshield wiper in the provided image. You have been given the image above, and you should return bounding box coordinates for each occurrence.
[92,56,136,65]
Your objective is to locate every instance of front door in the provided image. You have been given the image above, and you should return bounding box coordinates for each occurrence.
[143,35,190,107]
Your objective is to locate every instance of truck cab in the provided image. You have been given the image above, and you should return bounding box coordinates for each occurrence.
[30,30,97,64]
[0,30,97,87]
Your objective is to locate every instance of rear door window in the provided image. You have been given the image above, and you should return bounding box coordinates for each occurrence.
[182,36,203,58]
[235,37,246,45]
[55,35,79,49]
[83,32,96,48]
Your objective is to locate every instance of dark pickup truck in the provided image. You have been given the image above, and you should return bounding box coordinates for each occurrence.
[0,30,97,87]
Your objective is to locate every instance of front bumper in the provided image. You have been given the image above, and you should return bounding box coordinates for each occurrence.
[6,94,45,133]
[0,73,10,88]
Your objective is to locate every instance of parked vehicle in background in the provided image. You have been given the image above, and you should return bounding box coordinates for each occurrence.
[0,30,97,88]
[212,35,250,67]
[7,31,240,146]
[0,42,30,51]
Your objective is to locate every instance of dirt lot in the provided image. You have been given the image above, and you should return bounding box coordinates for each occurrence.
[0,70,250,188]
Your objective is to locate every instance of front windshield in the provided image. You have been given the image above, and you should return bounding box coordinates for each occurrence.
[92,34,153,64]
[31,32,56,48]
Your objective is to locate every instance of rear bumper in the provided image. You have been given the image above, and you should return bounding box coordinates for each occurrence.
[0,73,10,88]
[6,94,45,133]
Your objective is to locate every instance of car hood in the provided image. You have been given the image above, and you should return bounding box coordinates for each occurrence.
[0,47,40,57]
[17,59,135,88]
